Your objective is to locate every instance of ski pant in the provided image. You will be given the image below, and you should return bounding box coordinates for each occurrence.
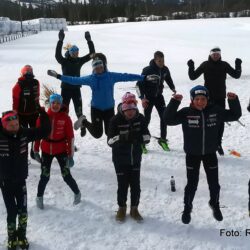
[114,163,141,207]
[85,107,114,138]
[144,94,167,140]
[184,153,220,207]
[61,87,83,118]
[0,179,28,237]
[211,99,225,146]
[19,113,39,158]
[37,152,80,197]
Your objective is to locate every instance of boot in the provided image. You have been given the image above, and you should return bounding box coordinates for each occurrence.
[181,204,193,224]
[141,144,148,154]
[7,223,17,250]
[158,138,170,151]
[130,206,143,222]
[115,206,127,222]
[73,192,81,205]
[36,196,44,209]
[17,228,29,250]
[209,201,223,221]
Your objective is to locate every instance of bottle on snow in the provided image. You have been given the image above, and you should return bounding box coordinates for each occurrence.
[170,176,176,192]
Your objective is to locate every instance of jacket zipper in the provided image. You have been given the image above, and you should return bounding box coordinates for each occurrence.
[131,144,134,165]
[201,111,205,155]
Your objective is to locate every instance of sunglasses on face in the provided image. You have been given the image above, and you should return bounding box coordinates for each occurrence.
[92,60,104,68]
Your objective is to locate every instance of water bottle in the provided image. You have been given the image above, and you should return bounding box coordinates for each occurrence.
[170,176,176,192]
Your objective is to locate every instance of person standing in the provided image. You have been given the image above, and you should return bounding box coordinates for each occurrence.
[55,29,95,137]
[164,85,241,224]
[12,65,40,160]
[187,47,242,155]
[34,94,81,209]
[0,107,51,250]
[136,51,176,153]
[107,92,150,222]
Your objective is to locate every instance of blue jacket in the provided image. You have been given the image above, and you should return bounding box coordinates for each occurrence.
[60,72,144,110]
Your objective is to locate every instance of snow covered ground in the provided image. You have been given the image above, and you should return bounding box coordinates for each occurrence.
[0,18,250,250]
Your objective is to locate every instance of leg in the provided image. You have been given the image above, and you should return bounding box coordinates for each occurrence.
[1,181,18,239]
[184,154,201,207]
[114,164,129,207]
[103,108,115,136]
[71,89,83,118]
[27,113,39,159]
[155,95,167,140]
[85,107,104,138]
[143,100,154,129]
[203,153,220,205]
[56,153,80,195]
[37,153,53,197]
[129,164,141,207]
[61,88,72,110]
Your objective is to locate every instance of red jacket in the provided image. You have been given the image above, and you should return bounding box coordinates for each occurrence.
[34,108,74,156]
[12,76,40,115]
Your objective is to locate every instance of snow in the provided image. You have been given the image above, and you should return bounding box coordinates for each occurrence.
[0,18,250,250]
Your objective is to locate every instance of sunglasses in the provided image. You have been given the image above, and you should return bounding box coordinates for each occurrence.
[92,60,104,68]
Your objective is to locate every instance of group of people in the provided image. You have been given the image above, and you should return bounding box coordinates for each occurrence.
[0,28,248,250]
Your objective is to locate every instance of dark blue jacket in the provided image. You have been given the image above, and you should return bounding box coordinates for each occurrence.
[164,97,241,155]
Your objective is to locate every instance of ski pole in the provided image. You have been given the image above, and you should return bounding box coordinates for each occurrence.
[237,120,245,127]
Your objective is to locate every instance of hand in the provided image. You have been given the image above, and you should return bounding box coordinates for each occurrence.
[47,70,59,79]
[146,74,160,82]
[58,29,65,41]
[66,157,74,168]
[34,152,41,163]
[141,98,149,109]
[235,58,242,66]
[187,59,194,67]
[172,94,183,101]
[227,92,237,100]
[85,31,91,42]
[172,89,177,94]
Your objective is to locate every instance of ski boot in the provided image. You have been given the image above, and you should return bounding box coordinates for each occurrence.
[73,192,81,205]
[7,223,17,250]
[115,206,127,222]
[141,144,148,154]
[17,229,29,250]
[158,138,170,151]
[36,196,44,209]
[209,201,223,221]
[181,204,192,224]
[130,206,143,222]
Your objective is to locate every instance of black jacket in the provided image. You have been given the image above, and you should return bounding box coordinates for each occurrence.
[136,60,175,99]
[188,57,241,100]
[164,97,241,155]
[0,111,51,182]
[55,40,95,89]
[108,107,150,166]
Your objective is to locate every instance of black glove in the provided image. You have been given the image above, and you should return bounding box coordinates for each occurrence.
[187,59,194,68]
[235,58,242,67]
[35,103,46,114]
[58,29,65,41]
[85,31,91,42]
[47,70,61,79]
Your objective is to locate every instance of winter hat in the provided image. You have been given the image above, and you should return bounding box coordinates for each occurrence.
[1,111,18,129]
[49,94,63,105]
[68,45,79,56]
[210,47,221,55]
[92,59,104,70]
[21,65,34,77]
[190,85,209,100]
[121,92,138,111]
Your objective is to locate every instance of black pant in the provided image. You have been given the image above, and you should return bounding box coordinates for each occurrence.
[114,164,141,207]
[0,180,27,236]
[144,95,167,139]
[61,88,83,118]
[212,99,225,146]
[37,153,80,197]
[184,153,220,207]
[85,107,114,138]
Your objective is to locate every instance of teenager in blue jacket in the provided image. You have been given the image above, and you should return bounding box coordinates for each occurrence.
[48,54,157,138]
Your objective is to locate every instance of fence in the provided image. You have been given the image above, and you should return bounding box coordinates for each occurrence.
[0,30,38,44]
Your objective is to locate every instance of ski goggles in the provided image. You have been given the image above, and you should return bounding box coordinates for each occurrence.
[1,111,18,128]
[92,60,104,69]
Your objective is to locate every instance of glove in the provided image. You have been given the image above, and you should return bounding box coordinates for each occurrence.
[34,152,41,163]
[141,98,149,109]
[146,74,160,82]
[58,29,65,41]
[47,70,61,79]
[187,59,194,67]
[66,157,74,168]
[235,58,242,66]
[85,31,91,42]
